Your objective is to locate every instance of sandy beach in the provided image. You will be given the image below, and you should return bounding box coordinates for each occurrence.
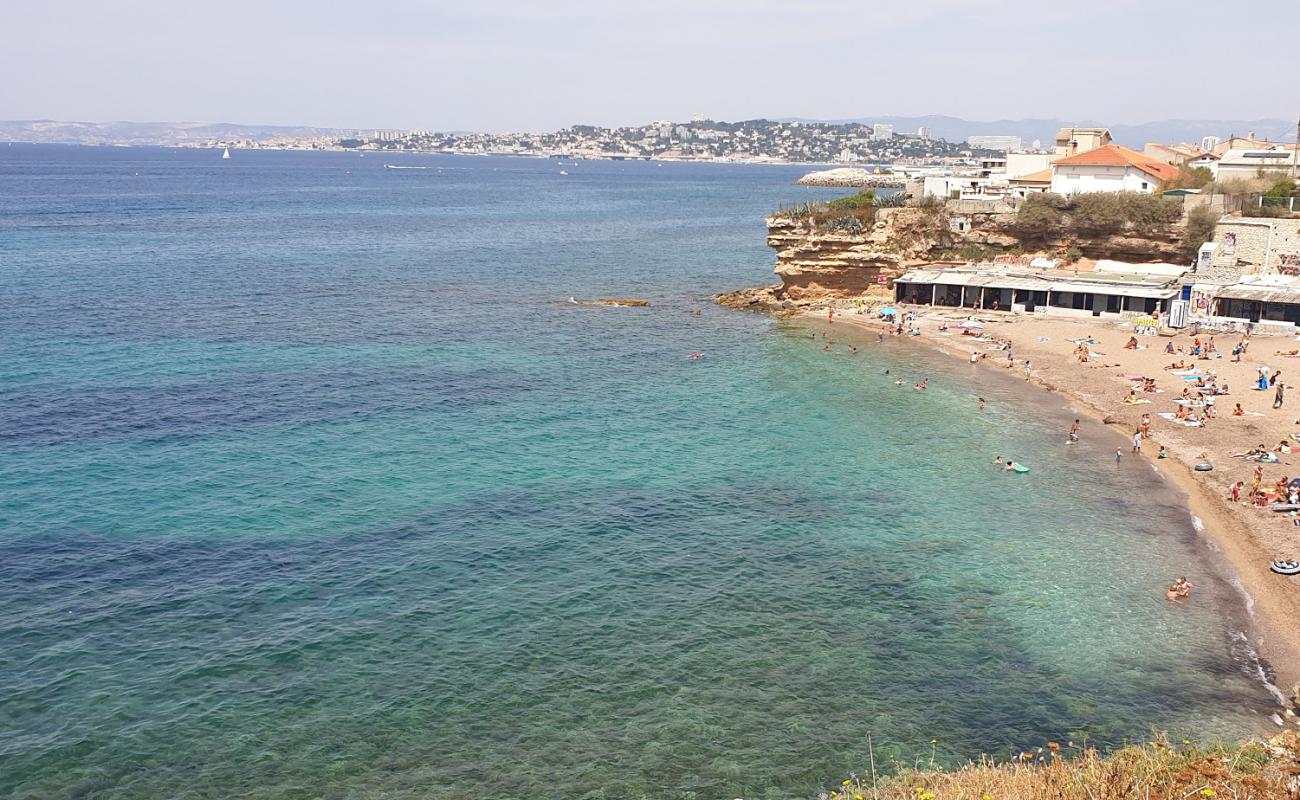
[817,302,1300,703]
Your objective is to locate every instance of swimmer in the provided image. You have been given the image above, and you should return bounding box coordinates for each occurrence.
[688,352,703,361]
[1165,576,1194,602]
[978,397,986,411]
[994,456,1004,466]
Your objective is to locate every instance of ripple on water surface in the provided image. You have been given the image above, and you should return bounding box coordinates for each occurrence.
[0,147,1276,800]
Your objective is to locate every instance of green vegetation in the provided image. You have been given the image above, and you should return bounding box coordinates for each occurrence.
[773,189,904,230]
[1166,166,1213,190]
[1244,177,1300,218]
[874,192,907,208]
[827,189,876,211]
[830,733,1299,800]
[1012,192,1182,242]
[1064,245,1083,263]
[1182,206,1221,258]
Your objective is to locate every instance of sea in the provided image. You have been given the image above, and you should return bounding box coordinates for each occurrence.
[0,145,1279,800]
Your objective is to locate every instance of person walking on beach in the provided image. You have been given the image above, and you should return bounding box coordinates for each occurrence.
[1230,481,1243,503]
[1276,382,1286,409]
[1131,431,1142,454]
[827,307,834,324]
[1068,419,1080,444]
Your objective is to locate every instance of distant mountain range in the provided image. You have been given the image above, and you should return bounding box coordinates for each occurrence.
[0,120,359,145]
[2,116,1295,148]
[785,115,1297,147]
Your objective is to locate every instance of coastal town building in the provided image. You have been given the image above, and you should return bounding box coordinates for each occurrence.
[1212,146,1298,180]
[967,135,1022,151]
[1053,127,1111,157]
[892,262,1182,317]
[1142,142,1212,167]
[1006,168,1052,197]
[1048,144,1179,194]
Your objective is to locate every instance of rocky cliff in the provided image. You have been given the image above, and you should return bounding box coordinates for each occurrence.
[719,201,1190,310]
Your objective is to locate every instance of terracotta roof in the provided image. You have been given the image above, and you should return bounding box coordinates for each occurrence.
[1051,144,1180,183]
[1009,168,1052,184]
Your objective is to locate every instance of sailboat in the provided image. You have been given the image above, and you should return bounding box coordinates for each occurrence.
[221,147,231,160]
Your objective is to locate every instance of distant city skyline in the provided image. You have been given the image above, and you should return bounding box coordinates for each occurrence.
[2,0,1295,132]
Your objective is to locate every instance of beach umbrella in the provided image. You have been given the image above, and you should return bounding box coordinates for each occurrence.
[879,308,897,316]
[959,320,985,329]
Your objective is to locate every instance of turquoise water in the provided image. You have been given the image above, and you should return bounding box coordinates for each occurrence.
[0,146,1276,800]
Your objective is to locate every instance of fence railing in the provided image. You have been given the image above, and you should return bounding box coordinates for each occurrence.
[1259,195,1300,212]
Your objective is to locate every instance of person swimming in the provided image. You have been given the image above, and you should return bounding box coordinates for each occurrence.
[1165,576,1194,601]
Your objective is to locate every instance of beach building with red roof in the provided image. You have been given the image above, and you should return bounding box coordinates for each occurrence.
[1049,144,1181,195]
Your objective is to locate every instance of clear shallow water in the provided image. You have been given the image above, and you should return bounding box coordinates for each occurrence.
[0,145,1276,800]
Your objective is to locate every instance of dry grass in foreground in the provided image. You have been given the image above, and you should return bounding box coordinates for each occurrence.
[829,731,1300,800]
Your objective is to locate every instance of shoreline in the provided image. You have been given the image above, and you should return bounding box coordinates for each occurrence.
[805,304,1300,708]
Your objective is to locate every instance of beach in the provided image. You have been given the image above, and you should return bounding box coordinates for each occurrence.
[824,303,1300,699]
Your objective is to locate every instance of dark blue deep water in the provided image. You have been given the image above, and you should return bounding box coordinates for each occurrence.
[0,145,1276,799]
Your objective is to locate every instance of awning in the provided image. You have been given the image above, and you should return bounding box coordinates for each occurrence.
[893,269,1177,299]
[1214,285,1300,305]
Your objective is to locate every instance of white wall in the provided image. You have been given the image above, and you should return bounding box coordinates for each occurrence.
[1050,164,1158,194]
[1004,152,1054,179]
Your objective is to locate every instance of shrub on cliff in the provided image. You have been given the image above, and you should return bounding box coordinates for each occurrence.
[828,189,875,211]
[1071,193,1181,232]
[1012,194,1066,240]
[1181,206,1221,258]
[1013,191,1181,240]
[824,215,866,234]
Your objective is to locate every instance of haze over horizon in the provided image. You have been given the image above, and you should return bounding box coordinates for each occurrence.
[2,0,1295,132]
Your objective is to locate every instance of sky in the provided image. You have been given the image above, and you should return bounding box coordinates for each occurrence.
[2,0,1295,132]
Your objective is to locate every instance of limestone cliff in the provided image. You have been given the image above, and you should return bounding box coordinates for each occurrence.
[726,202,1191,307]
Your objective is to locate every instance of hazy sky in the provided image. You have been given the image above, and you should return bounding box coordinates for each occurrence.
[2,0,1294,131]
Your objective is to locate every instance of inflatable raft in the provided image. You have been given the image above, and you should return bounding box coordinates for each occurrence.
[1270,560,1300,576]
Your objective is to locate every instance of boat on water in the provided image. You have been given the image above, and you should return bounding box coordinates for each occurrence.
[221,147,231,159]
[383,164,429,170]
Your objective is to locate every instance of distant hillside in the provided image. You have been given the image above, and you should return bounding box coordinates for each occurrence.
[784,114,1295,147]
[0,120,358,145]
[4,115,1294,149]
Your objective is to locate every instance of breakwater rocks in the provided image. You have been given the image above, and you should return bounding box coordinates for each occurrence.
[795,167,905,188]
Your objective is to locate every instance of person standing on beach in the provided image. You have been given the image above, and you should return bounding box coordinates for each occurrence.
[1230,481,1243,503]
[1131,431,1142,454]
[1276,382,1286,409]
[1115,447,1123,463]
[1068,419,1080,443]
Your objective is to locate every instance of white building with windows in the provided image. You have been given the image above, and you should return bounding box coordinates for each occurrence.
[1048,144,1179,194]
[967,135,1022,151]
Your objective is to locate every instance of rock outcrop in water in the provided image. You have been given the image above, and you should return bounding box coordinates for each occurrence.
[720,201,1190,308]
[795,167,905,188]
